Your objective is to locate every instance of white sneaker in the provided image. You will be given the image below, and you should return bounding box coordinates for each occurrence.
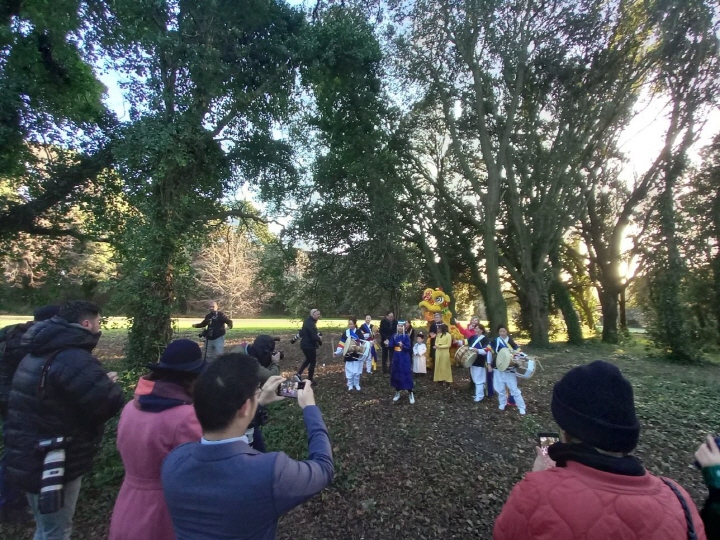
[519,410,526,415]
[393,392,401,402]
[409,393,415,404]
[474,396,482,403]
[355,385,361,391]
[347,385,353,391]
[499,406,506,411]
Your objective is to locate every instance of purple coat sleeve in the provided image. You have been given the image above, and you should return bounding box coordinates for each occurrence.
[271,405,334,517]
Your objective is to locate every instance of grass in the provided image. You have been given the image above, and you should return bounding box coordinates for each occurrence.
[2,326,718,539]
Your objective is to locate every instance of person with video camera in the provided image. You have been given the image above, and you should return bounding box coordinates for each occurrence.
[162,353,333,540]
[192,301,233,361]
[494,361,706,540]
[295,309,322,383]
[232,335,284,452]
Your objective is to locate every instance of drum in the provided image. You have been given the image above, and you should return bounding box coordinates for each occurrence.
[495,348,513,371]
[515,358,537,379]
[455,345,478,368]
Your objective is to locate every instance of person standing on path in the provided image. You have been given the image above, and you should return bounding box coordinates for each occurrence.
[379,311,397,374]
[193,301,233,361]
[296,309,322,383]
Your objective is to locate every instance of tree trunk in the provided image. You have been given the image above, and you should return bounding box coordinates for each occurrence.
[127,263,174,368]
[599,288,619,344]
[524,278,550,347]
[619,288,627,332]
[551,278,584,345]
[483,230,507,333]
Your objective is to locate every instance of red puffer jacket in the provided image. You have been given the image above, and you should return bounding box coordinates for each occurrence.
[494,461,706,540]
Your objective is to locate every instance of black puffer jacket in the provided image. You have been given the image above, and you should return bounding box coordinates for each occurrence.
[300,316,321,350]
[0,321,33,416]
[5,317,124,493]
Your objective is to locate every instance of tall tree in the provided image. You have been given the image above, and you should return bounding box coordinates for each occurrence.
[87,0,305,366]
[640,0,720,360]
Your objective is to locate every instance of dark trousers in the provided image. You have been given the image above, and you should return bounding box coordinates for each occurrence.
[381,344,394,373]
[0,415,29,521]
[298,347,317,380]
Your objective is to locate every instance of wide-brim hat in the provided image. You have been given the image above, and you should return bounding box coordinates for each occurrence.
[495,348,513,371]
[148,339,206,374]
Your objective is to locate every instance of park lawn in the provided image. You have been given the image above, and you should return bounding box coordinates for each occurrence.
[2,334,719,540]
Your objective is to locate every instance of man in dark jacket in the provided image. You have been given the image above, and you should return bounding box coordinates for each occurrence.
[296,309,322,382]
[379,311,397,374]
[5,301,124,540]
[0,304,59,524]
[193,301,233,361]
[0,305,60,419]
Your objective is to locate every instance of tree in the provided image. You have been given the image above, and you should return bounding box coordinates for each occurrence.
[84,0,306,366]
[639,0,720,360]
[193,224,269,317]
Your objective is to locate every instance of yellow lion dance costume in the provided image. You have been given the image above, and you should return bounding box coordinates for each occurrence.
[418,287,464,368]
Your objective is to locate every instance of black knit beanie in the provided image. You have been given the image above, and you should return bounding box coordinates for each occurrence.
[551,360,640,453]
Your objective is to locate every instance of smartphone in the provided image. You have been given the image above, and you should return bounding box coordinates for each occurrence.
[694,436,720,469]
[537,432,560,455]
[276,380,305,399]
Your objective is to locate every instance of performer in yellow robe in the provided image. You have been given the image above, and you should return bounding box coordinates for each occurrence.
[433,324,453,383]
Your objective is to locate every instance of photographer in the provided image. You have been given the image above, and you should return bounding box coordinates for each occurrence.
[162,354,333,540]
[233,335,283,452]
[295,309,322,383]
[233,335,282,384]
[192,301,233,360]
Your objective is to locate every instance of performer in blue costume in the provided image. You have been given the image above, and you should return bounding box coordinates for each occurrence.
[386,320,415,404]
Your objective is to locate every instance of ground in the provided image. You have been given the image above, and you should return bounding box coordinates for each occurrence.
[1,325,718,540]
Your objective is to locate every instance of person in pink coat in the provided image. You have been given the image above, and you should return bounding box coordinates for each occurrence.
[494,360,706,540]
[108,339,206,540]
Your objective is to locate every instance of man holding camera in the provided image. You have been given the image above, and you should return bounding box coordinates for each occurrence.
[162,353,334,540]
[296,309,322,383]
[5,301,124,540]
[193,301,233,361]
[232,335,283,452]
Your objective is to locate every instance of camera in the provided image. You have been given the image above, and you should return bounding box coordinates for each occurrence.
[290,332,300,345]
[199,328,213,339]
[276,350,285,360]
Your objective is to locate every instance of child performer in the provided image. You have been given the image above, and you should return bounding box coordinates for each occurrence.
[359,314,378,374]
[413,332,427,374]
[334,317,366,391]
[489,324,526,415]
[433,323,453,384]
[455,323,492,402]
[385,320,415,404]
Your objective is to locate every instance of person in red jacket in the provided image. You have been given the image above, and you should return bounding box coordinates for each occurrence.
[494,360,706,540]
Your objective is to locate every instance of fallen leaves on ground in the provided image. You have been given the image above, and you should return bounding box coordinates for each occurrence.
[2,336,717,540]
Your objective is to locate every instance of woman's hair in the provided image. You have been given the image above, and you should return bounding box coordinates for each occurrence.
[477,324,486,335]
[440,324,448,336]
[348,317,358,327]
[496,324,508,333]
[147,369,200,398]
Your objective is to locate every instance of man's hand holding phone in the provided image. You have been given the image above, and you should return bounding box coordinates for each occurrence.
[297,381,315,409]
[259,376,285,406]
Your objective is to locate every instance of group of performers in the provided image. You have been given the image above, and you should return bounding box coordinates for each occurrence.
[333,314,528,414]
